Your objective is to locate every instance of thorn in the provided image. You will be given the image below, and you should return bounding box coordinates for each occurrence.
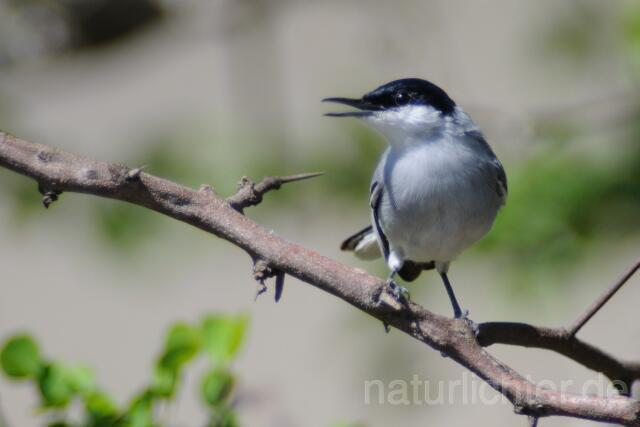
[383,322,390,333]
[125,166,146,182]
[528,416,539,427]
[236,176,254,191]
[278,172,325,184]
[255,282,267,301]
[274,271,285,302]
[199,184,216,194]
[228,172,323,213]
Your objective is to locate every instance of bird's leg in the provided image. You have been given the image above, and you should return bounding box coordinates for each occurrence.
[385,252,410,303]
[439,274,479,334]
[439,273,465,319]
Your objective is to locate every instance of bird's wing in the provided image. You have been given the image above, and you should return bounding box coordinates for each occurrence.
[369,180,390,261]
[340,225,382,260]
[343,174,436,281]
[494,159,508,206]
[465,130,508,206]
[339,164,389,262]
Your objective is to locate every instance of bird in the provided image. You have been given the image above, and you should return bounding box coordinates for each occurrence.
[323,78,507,318]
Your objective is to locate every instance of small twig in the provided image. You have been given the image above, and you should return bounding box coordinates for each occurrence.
[254,282,267,300]
[274,271,285,302]
[125,165,146,182]
[252,258,273,300]
[252,258,286,302]
[568,258,640,337]
[227,172,324,213]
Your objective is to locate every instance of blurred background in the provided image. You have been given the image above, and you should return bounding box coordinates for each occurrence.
[0,0,639,426]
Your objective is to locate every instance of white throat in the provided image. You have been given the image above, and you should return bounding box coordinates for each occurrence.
[363,106,477,148]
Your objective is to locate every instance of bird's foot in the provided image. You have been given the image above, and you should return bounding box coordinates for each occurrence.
[456,308,469,319]
[467,318,479,336]
[387,279,410,303]
[454,309,479,337]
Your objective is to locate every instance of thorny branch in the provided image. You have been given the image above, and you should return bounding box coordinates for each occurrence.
[1,131,640,425]
[568,259,640,337]
[227,172,324,213]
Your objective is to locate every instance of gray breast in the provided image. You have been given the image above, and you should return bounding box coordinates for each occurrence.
[372,137,503,263]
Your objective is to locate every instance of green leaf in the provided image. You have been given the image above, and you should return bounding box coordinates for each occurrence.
[127,390,155,427]
[86,390,119,416]
[209,407,240,427]
[65,364,96,395]
[37,363,75,408]
[95,202,157,250]
[151,365,177,397]
[158,322,202,371]
[201,315,249,365]
[201,369,234,407]
[1,334,42,378]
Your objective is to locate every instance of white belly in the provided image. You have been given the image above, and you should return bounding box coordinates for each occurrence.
[375,141,501,263]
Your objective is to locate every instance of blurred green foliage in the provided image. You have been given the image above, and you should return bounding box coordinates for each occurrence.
[309,125,382,199]
[87,125,381,249]
[0,334,41,378]
[0,313,249,427]
[93,136,212,249]
[537,3,603,63]
[621,1,640,72]
[479,131,640,285]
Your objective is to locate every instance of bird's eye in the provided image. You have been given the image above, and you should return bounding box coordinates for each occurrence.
[394,91,411,106]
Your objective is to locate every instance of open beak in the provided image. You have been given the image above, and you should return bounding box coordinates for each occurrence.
[322,97,379,117]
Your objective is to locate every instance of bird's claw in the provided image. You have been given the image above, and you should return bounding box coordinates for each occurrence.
[387,279,410,303]
[455,309,479,337]
[466,317,479,336]
[469,320,479,337]
[380,280,409,333]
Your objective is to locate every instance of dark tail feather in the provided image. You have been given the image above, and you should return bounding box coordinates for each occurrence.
[342,226,434,281]
[341,225,374,251]
[398,261,435,282]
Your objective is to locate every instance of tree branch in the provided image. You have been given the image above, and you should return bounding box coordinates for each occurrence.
[1,131,640,425]
[568,258,640,337]
[477,320,640,395]
[227,172,324,213]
